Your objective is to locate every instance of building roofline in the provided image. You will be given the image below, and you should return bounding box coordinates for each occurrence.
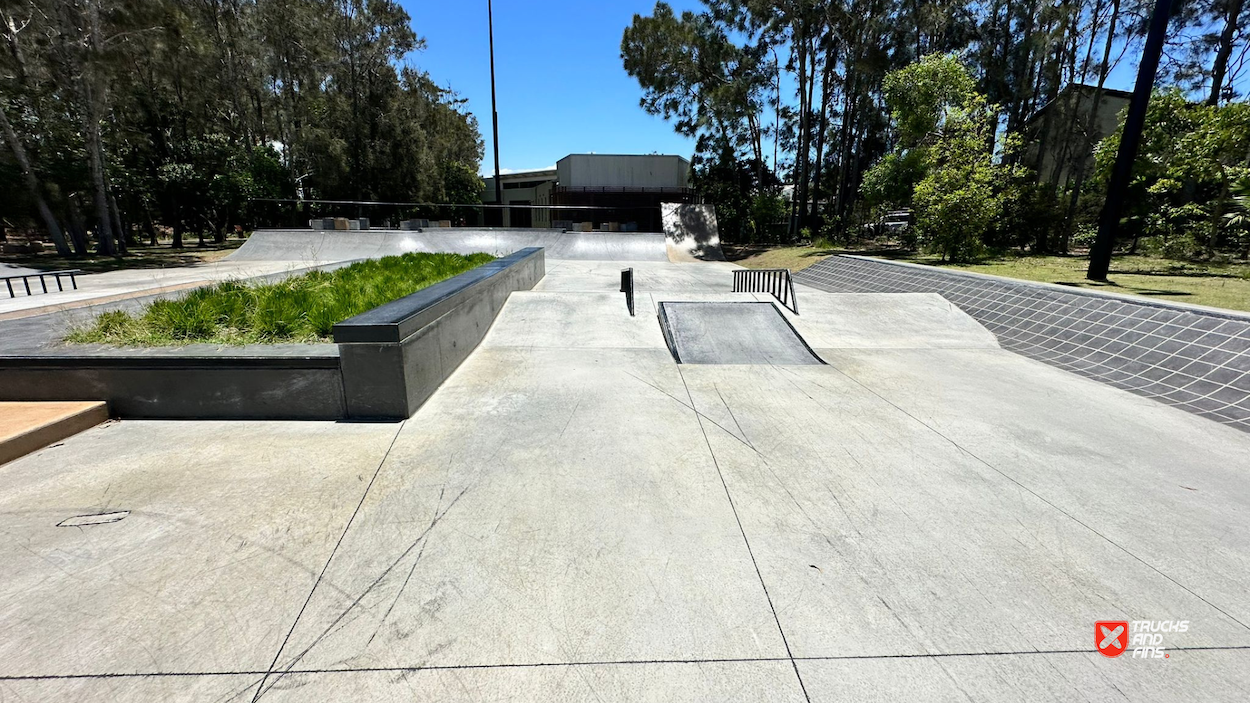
[557,153,690,162]
[1024,83,1134,125]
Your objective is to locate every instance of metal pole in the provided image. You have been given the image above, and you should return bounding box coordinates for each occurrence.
[488,0,502,212]
[1087,0,1174,281]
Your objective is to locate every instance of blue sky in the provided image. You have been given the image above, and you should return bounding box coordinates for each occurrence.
[401,1,705,175]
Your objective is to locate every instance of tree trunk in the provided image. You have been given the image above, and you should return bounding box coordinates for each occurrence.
[792,25,809,237]
[0,105,72,256]
[67,196,90,255]
[80,0,116,255]
[109,190,127,254]
[84,96,115,255]
[811,45,836,232]
[144,211,158,246]
[1207,0,1245,105]
[1060,0,1120,252]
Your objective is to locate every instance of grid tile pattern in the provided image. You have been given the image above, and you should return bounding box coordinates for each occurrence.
[795,256,1250,433]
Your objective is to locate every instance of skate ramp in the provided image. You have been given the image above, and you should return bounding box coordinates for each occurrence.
[662,203,726,262]
[658,301,823,365]
[229,228,669,264]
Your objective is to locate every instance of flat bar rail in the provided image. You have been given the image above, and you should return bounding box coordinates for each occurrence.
[620,267,635,316]
[3,269,82,298]
[733,268,798,314]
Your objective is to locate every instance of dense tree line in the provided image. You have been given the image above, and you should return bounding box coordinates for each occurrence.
[0,0,482,256]
[622,0,1249,258]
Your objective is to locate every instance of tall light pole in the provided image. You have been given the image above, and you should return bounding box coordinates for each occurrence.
[1087,0,1174,280]
[488,0,502,212]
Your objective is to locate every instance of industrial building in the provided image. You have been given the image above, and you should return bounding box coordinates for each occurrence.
[482,153,694,231]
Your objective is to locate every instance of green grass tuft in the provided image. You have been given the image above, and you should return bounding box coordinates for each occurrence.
[66,252,495,346]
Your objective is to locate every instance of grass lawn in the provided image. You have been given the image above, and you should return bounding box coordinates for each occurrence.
[66,252,494,346]
[728,245,1250,313]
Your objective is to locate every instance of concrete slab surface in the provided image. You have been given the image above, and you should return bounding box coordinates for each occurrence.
[0,260,309,317]
[1,256,1248,702]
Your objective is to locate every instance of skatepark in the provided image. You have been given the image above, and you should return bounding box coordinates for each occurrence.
[1,224,1249,701]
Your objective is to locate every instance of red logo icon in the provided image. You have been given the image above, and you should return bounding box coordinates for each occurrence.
[1097,621,1129,657]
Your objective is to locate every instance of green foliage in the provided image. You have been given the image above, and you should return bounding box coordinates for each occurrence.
[859,151,927,209]
[67,252,494,346]
[1093,91,1250,258]
[691,147,781,243]
[442,162,484,206]
[992,175,1059,251]
[750,193,789,241]
[882,54,980,148]
[0,0,482,248]
[621,2,769,150]
[864,54,1027,261]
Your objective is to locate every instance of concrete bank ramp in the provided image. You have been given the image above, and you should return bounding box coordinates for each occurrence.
[658,301,823,365]
[784,292,1001,352]
[662,203,726,261]
[229,228,669,263]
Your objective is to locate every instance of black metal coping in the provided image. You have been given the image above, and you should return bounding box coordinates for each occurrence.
[332,248,544,344]
[795,255,1250,432]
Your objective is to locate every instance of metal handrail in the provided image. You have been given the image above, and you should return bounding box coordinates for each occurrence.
[2,269,82,298]
[732,268,798,314]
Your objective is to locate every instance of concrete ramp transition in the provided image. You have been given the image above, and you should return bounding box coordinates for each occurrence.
[229,228,669,264]
[662,203,726,261]
[658,301,823,365]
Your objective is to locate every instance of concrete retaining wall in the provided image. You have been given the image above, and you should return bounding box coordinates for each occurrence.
[0,351,344,420]
[0,249,546,421]
[333,247,545,420]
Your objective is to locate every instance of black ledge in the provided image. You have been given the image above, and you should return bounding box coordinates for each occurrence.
[333,248,544,344]
[331,247,545,420]
[0,352,338,370]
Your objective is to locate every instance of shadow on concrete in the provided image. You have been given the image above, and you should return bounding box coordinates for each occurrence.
[661,204,726,261]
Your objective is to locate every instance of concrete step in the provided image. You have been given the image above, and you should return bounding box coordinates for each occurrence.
[0,401,109,466]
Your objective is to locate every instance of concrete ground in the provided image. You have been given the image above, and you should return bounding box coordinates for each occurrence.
[1,260,1249,701]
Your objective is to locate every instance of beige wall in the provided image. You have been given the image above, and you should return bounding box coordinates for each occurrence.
[557,154,690,189]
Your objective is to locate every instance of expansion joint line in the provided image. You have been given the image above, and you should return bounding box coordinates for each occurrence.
[676,367,812,703]
[249,420,409,702]
[791,363,1250,635]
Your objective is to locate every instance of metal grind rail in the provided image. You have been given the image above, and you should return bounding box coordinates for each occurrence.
[733,268,798,314]
[620,267,635,316]
[3,269,82,298]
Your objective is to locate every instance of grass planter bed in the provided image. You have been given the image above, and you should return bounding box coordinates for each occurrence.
[66,252,495,346]
[0,249,545,420]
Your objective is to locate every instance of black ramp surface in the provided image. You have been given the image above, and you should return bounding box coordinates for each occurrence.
[658,302,824,365]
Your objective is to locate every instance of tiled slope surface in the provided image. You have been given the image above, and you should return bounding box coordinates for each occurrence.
[795,256,1250,432]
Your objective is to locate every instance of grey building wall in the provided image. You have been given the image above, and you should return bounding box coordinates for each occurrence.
[1022,84,1131,187]
[556,154,691,189]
